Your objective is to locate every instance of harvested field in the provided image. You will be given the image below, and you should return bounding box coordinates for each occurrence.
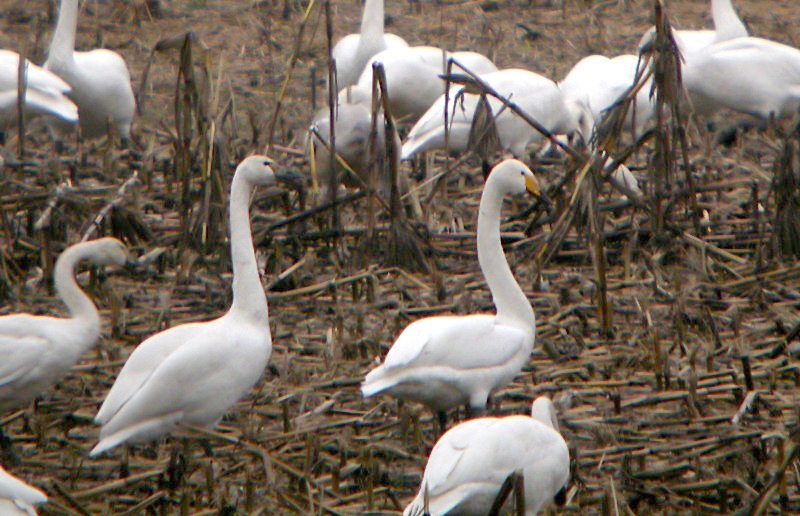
[2,0,800,514]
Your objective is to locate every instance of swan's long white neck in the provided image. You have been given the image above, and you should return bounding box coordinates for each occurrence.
[712,0,746,41]
[48,0,78,65]
[54,243,100,326]
[477,180,535,329]
[358,0,385,48]
[228,170,269,324]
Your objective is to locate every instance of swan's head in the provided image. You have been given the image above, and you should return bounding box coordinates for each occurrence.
[530,396,560,432]
[487,159,540,198]
[237,155,303,188]
[84,237,133,267]
[564,98,594,147]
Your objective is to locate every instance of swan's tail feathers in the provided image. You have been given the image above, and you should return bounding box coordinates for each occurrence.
[90,413,183,457]
[361,366,395,398]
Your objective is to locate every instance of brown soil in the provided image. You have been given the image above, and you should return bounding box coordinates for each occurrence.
[2,0,800,514]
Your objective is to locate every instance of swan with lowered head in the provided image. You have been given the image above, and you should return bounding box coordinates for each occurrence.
[0,238,131,412]
[558,54,654,140]
[401,68,592,161]
[0,464,47,516]
[638,0,747,57]
[331,0,408,90]
[362,159,539,421]
[682,37,800,120]
[91,156,292,456]
[0,50,78,131]
[44,0,136,139]
[403,396,570,516]
[341,46,497,121]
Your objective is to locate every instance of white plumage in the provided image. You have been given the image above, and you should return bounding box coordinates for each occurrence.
[91,156,283,456]
[0,464,47,516]
[0,238,130,412]
[558,54,654,140]
[341,46,498,121]
[638,0,747,57]
[403,396,570,516]
[362,159,539,413]
[401,68,591,161]
[0,50,78,130]
[682,37,800,120]
[331,0,408,90]
[44,0,136,139]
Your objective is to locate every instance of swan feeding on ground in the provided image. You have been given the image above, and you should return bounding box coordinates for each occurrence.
[682,36,800,120]
[403,396,570,516]
[0,238,130,412]
[362,159,539,424]
[0,50,78,131]
[44,0,136,139]
[638,0,748,57]
[331,0,408,90]
[91,156,291,456]
[558,54,654,140]
[401,68,591,161]
[0,464,47,516]
[341,46,498,121]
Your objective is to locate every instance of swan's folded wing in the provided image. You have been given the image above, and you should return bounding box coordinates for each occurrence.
[382,315,530,371]
[94,321,208,424]
[0,334,49,388]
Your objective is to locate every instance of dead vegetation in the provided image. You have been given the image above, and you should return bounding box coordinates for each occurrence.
[2,0,800,514]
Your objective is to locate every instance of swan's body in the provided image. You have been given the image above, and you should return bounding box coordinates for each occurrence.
[403,397,570,516]
[307,101,400,196]
[341,46,498,121]
[44,0,136,138]
[401,68,591,160]
[639,0,747,57]
[91,156,283,456]
[0,238,129,412]
[682,37,800,119]
[0,465,47,516]
[362,159,538,413]
[331,0,408,89]
[0,50,78,130]
[558,54,654,139]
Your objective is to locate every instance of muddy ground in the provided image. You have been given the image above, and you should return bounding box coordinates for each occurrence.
[2,0,800,514]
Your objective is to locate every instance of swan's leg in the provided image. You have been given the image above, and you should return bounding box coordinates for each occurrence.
[0,426,20,466]
[436,410,447,438]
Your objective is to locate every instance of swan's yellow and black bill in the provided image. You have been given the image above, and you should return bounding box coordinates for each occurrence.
[524,174,540,196]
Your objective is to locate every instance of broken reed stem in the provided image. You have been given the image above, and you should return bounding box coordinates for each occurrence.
[16,50,26,158]
[324,0,339,232]
[81,170,141,241]
[265,0,318,152]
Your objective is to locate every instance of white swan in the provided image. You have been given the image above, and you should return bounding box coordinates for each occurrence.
[44,0,136,139]
[0,238,130,412]
[639,0,747,57]
[362,159,538,417]
[403,396,570,516]
[341,46,498,121]
[0,464,47,516]
[682,37,800,120]
[331,0,408,90]
[401,68,591,160]
[558,54,654,140]
[91,156,286,456]
[0,50,78,131]
[307,101,399,196]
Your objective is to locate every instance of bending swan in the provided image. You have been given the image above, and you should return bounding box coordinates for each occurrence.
[403,396,570,516]
[0,238,130,412]
[91,156,288,456]
[362,159,539,417]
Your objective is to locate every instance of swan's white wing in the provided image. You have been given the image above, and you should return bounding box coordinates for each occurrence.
[0,90,78,122]
[0,335,49,389]
[402,88,475,159]
[92,318,270,454]
[382,314,528,371]
[0,465,47,507]
[94,321,209,425]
